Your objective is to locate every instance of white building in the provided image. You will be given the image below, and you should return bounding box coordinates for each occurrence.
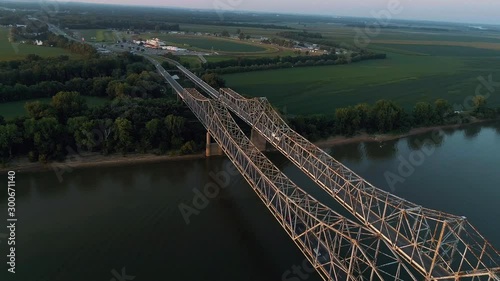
[145,38,166,49]
[162,46,187,52]
[34,40,43,46]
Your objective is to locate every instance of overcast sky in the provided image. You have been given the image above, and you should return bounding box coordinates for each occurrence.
[59,0,498,25]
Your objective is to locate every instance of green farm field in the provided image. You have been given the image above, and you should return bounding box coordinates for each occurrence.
[0,28,75,61]
[0,96,109,120]
[223,50,500,115]
[215,22,500,115]
[76,29,119,43]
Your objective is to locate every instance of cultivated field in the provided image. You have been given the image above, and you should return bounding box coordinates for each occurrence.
[0,27,75,61]
[220,25,500,115]
[76,29,120,43]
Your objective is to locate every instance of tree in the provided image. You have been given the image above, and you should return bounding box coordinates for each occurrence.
[23,117,64,162]
[413,102,436,126]
[354,103,370,129]
[143,118,162,150]
[473,95,487,112]
[201,73,226,89]
[238,32,245,40]
[434,99,452,121]
[25,101,54,120]
[51,91,88,122]
[335,107,357,136]
[221,30,230,37]
[165,115,185,135]
[67,116,98,151]
[370,100,405,133]
[165,115,185,149]
[236,28,241,34]
[114,117,134,154]
[0,124,22,162]
[180,141,196,155]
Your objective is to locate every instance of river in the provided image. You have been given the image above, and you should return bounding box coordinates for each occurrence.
[1,121,499,281]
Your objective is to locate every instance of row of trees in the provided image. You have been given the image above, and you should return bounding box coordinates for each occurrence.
[264,38,296,48]
[0,53,166,102]
[0,92,205,164]
[201,54,345,69]
[278,31,323,39]
[195,52,385,75]
[44,34,98,57]
[334,98,499,136]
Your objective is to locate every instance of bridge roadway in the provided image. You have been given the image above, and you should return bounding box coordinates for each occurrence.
[149,59,424,280]
[162,58,500,280]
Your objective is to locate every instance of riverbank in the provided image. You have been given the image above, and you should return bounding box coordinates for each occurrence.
[0,152,206,173]
[314,118,497,147]
[2,118,497,173]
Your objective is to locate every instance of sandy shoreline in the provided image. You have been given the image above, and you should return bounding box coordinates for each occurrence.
[1,119,496,173]
[314,119,495,147]
[0,152,206,173]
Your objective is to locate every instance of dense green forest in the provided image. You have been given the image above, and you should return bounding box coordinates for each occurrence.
[0,52,205,164]
[0,52,168,102]
[0,92,205,164]
[288,97,500,141]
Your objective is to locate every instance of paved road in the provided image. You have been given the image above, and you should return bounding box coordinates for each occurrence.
[48,24,79,42]
[197,54,207,63]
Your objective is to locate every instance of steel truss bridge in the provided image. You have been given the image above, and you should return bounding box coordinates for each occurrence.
[150,57,500,280]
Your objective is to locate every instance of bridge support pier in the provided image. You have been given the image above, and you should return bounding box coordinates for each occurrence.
[250,128,267,152]
[206,132,223,157]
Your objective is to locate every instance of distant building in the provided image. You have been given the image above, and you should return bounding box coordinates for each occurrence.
[162,46,186,52]
[145,38,166,49]
[34,40,43,46]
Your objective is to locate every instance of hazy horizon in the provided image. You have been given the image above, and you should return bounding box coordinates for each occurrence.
[13,0,496,25]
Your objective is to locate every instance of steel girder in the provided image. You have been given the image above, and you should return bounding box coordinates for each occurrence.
[182,88,423,281]
[214,87,500,281]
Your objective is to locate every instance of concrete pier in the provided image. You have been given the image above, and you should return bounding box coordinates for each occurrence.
[205,132,223,157]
